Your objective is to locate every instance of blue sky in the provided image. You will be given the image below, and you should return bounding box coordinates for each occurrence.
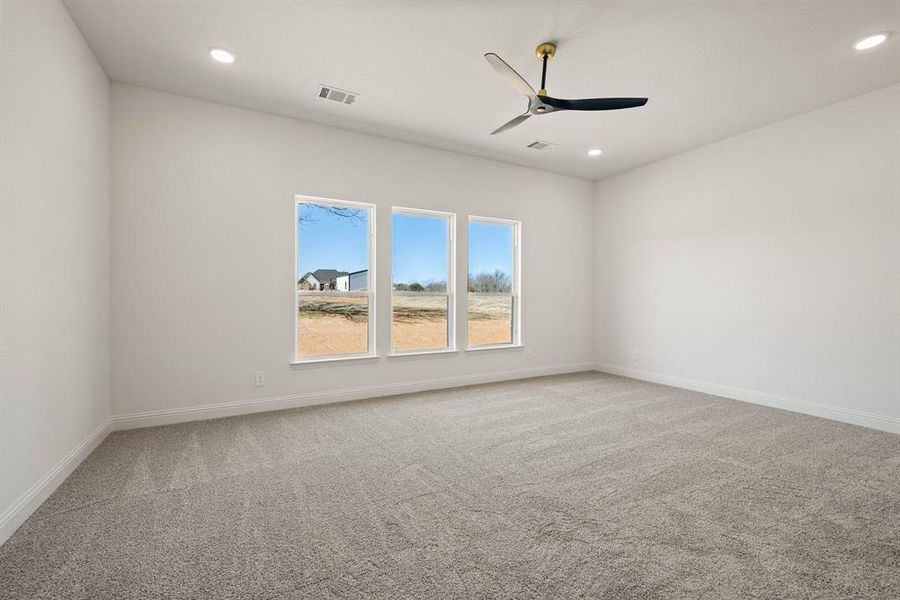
[297,203,513,281]
[392,213,448,285]
[468,221,513,277]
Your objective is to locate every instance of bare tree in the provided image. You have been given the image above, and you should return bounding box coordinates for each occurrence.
[298,204,365,225]
[423,279,447,292]
[467,270,511,293]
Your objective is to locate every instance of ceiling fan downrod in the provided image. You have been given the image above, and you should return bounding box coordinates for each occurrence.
[535,42,556,96]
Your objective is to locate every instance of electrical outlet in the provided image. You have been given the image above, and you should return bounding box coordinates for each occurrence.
[254,371,266,387]
[631,349,639,361]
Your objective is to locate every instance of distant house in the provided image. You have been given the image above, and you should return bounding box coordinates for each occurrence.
[348,269,368,291]
[299,268,366,291]
[299,269,347,291]
[333,270,367,291]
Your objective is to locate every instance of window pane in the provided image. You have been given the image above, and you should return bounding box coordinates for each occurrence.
[392,295,448,351]
[468,219,516,347]
[298,203,369,290]
[391,211,451,351]
[467,294,512,346]
[296,201,372,358]
[298,295,368,357]
[467,221,513,293]
[392,213,449,292]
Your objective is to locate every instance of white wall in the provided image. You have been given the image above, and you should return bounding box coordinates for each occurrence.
[110,84,594,422]
[594,84,900,431]
[0,0,110,541]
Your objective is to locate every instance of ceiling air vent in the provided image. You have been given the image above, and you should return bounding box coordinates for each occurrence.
[317,85,358,105]
[526,140,555,150]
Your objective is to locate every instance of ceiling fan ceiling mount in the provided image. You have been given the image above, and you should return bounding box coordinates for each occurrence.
[534,42,557,60]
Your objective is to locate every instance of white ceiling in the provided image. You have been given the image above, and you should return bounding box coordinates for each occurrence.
[65,0,900,180]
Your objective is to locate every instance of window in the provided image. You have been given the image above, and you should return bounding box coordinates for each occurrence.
[391,208,455,353]
[467,217,520,347]
[295,196,374,360]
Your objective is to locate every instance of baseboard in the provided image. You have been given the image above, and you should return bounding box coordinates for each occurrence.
[594,363,900,434]
[112,362,596,430]
[0,417,112,547]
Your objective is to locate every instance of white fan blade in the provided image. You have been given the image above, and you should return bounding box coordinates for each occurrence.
[490,113,531,135]
[485,53,537,100]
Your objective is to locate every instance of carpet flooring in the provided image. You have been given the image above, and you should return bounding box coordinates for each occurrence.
[1,372,898,598]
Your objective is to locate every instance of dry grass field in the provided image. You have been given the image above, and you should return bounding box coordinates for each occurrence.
[467,294,513,346]
[298,296,369,356]
[391,295,448,351]
[297,293,512,357]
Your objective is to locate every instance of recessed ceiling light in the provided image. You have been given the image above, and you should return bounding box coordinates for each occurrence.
[853,33,889,50]
[587,148,603,157]
[209,48,236,64]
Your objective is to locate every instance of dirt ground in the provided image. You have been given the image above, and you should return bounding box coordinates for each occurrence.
[467,318,512,346]
[467,294,513,346]
[298,315,369,356]
[297,294,513,357]
[298,316,511,356]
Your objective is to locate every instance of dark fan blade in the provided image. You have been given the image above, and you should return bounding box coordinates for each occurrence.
[490,113,530,135]
[485,53,537,100]
[540,96,648,111]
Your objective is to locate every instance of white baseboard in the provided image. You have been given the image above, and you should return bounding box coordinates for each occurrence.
[0,417,112,547]
[594,362,900,434]
[112,362,596,430]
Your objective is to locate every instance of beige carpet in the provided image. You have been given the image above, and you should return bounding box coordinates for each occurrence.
[1,372,898,598]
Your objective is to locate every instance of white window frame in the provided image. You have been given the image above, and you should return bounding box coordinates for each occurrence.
[293,195,376,364]
[390,207,456,355]
[466,215,521,350]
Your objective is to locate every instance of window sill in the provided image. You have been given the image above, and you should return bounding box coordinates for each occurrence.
[290,355,379,368]
[465,343,524,353]
[387,349,460,359]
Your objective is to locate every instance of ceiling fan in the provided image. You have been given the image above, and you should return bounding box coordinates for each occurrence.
[485,42,648,135]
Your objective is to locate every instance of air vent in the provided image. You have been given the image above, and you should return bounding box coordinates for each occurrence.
[526,140,555,150]
[317,85,358,105]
